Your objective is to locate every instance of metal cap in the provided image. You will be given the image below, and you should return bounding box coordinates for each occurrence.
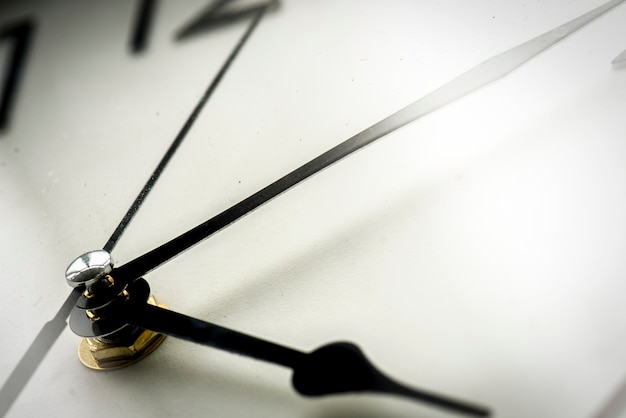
[65,250,114,288]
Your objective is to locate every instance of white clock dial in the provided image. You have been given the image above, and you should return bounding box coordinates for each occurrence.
[1,1,626,417]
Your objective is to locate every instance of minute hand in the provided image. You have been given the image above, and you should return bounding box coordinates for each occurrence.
[113,0,625,283]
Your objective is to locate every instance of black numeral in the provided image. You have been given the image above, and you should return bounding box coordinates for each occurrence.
[0,18,35,133]
[129,0,159,54]
[175,0,278,41]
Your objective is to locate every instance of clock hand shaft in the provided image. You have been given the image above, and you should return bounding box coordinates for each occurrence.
[113,0,624,284]
[128,303,304,368]
[126,303,489,416]
[103,3,268,253]
[0,287,82,417]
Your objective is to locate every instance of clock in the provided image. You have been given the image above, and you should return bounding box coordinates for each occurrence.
[2,0,626,417]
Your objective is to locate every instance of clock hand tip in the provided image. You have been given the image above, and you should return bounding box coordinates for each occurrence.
[292,342,490,416]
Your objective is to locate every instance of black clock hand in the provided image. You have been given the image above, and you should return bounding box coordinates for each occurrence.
[113,0,625,286]
[0,7,271,416]
[132,305,490,416]
[104,3,269,253]
[68,278,489,416]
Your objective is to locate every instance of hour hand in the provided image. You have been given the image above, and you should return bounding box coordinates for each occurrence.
[292,342,490,417]
[68,278,490,416]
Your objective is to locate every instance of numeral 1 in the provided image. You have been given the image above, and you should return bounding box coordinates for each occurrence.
[129,0,159,54]
[0,18,35,133]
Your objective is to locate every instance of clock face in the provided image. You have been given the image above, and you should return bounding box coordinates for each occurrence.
[2,0,626,417]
